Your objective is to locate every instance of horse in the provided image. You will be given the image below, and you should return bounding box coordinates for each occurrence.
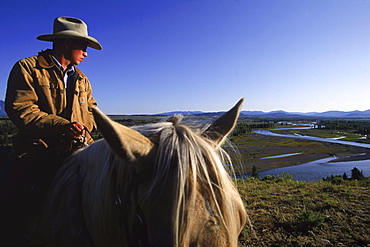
[34,99,247,246]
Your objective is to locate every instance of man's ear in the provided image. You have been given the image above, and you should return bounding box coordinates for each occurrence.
[63,39,72,50]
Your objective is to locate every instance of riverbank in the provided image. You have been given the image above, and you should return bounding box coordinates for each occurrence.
[330,152,370,162]
[269,127,370,163]
[229,133,370,174]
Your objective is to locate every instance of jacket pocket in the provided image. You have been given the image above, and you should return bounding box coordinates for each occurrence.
[36,76,65,110]
[77,83,88,104]
[37,77,59,97]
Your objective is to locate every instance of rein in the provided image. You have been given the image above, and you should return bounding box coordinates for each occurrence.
[75,128,95,247]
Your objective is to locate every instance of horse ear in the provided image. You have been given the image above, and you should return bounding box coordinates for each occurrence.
[203,98,244,145]
[91,107,154,162]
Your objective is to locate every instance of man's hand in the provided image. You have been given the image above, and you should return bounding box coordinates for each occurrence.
[64,122,86,138]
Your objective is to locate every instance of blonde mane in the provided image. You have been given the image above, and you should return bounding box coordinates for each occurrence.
[47,115,245,246]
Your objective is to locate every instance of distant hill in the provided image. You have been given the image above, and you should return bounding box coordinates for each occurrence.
[0,100,6,116]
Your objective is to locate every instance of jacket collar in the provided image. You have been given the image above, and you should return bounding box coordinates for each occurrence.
[37,49,85,78]
[37,49,56,69]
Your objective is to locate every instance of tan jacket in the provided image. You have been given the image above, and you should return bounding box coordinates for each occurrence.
[5,49,97,154]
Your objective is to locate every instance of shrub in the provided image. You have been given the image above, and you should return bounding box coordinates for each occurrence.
[278,172,293,181]
[262,172,293,182]
[296,209,325,230]
[330,176,344,185]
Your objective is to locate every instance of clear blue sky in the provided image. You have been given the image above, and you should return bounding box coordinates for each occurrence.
[1,0,370,114]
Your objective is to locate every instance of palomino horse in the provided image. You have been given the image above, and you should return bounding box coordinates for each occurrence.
[36,99,247,246]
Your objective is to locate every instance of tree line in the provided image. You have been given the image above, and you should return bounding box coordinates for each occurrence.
[0,118,17,146]
[232,120,275,136]
[318,120,370,136]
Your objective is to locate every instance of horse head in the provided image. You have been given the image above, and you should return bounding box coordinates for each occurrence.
[90,98,247,246]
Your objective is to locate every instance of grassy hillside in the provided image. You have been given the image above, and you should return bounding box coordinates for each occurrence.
[237,177,370,246]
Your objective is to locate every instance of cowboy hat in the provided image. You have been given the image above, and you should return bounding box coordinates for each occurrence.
[36,16,102,50]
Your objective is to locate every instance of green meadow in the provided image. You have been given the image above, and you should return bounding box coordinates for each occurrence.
[237,177,370,246]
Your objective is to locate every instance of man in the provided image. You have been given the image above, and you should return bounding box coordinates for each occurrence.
[0,16,102,245]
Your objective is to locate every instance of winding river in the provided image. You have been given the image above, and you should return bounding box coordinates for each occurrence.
[248,127,370,181]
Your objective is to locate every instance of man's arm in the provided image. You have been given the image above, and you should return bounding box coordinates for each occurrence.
[5,60,70,136]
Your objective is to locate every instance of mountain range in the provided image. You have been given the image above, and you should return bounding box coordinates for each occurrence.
[156,109,370,118]
[240,109,370,118]
[1,100,369,118]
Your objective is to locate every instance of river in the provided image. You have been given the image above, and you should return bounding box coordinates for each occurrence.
[253,128,370,149]
[247,127,370,182]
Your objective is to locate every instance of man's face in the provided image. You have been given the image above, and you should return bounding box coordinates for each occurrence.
[66,39,88,65]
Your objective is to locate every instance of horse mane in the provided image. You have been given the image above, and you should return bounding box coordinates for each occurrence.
[48,115,243,246]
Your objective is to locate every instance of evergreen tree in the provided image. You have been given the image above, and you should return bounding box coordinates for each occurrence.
[251,165,259,179]
[351,167,364,180]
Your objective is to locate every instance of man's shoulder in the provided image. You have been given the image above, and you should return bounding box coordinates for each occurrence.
[17,50,53,69]
[13,55,38,71]
[18,54,38,64]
